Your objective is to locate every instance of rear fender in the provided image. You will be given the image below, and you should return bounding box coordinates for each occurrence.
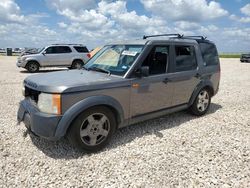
[188,80,214,106]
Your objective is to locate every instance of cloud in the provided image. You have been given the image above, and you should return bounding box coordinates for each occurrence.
[48,0,97,13]
[51,0,169,45]
[0,0,26,23]
[230,3,250,23]
[0,0,58,47]
[241,3,250,16]
[58,22,67,28]
[174,21,201,30]
[98,1,167,32]
[0,0,49,24]
[0,0,248,53]
[140,0,228,22]
[0,23,62,47]
[230,14,250,23]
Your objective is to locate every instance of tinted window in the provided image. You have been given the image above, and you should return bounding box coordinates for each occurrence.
[45,46,72,54]
[56,46,72,53]
[199,43,219,66]
[175,46,197,72]
[74,46,89,53]
[45,47,56,54]
[141,46,169,75]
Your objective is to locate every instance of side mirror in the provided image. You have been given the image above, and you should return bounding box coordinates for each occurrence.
[135,66,149,77]
[42,52,46,56]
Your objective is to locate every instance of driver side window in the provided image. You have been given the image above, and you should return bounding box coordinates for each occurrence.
[141,46,169,75]
[45,47,56,54]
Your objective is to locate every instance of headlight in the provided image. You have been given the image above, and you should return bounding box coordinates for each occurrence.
[21,57,27,61]
[37,93,61,115]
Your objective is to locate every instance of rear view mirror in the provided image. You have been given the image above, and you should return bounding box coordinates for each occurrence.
[135,66,149,77]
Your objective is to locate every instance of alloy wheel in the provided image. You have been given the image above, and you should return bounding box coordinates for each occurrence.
[80,113,110,146]
[197,90,209,112]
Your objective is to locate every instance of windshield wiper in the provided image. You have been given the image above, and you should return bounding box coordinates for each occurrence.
[88,67,111,75]
[82,66,88,71]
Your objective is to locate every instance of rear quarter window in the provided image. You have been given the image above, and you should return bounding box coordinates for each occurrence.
[74,46,89,53]
[199,43,219,66]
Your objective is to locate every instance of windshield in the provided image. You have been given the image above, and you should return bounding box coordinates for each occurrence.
[84,45,144,76]
[38,47,45,53]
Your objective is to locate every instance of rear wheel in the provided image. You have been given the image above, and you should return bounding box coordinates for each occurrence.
[26,61,39,73]
[67,106,116,152]
[71,60,84,69]
[189,88,211,116]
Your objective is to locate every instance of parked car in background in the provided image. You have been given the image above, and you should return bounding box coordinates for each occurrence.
[17,34,220,152]
[13,48,22,53]
[0,48,6,53]
[16,44,90,73]
[240,53,250,63]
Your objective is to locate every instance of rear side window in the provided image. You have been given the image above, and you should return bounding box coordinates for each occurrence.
[175,46,197,72]
[199,43,219,66]
[56,46,72,53]
[46,46,72,54]
[74,46,89,53]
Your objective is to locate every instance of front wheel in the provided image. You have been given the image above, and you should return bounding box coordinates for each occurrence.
[26,61,39,73]
[67,106,116,152]
[189,89,211,116]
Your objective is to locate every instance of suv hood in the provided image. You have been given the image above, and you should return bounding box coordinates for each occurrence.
[24,70,127,93]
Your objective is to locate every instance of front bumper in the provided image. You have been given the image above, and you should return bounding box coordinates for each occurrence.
[17,99,62,140]
[16,60,25,68]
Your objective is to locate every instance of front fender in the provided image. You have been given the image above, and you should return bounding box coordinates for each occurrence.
[188,80,214,106]
[25,58,40,67]
[54,95,124,138]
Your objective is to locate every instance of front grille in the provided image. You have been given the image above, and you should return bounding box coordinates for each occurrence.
[24,86,40,103]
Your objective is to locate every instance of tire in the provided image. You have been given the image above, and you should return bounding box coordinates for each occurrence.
[26,61,39,73]
[189,88,211,116]
[67,106,116,152]
[71,60,84,69]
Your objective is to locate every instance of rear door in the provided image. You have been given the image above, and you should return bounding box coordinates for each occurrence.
[168,44,200,105]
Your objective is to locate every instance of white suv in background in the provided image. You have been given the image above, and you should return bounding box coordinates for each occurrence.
[17,44,90,73]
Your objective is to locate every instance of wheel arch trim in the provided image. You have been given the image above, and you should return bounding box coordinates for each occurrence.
[188,80,214,106]
[54,95,124,138]
[25,59,41,67]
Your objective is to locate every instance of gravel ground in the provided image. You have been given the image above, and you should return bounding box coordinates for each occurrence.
[0,56,249,187]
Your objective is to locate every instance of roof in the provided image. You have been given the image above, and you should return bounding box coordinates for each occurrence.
[109,38,199,46]
[50,44,86,46]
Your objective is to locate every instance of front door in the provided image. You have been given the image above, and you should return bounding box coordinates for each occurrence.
[130,45,174,117]
[44,46,72,66]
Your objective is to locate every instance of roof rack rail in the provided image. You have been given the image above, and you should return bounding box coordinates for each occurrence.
[143,34,182,39]
[182,36,207,40]
[51,43,84,46]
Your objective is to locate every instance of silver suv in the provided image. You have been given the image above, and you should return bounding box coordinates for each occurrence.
[16,44,90,73]
[17,34,220,152]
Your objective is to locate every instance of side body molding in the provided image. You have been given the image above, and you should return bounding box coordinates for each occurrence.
[54,95,125,138]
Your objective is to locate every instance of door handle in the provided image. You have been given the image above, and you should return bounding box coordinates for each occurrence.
[163,78,171,84]
[195,73,201,79]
